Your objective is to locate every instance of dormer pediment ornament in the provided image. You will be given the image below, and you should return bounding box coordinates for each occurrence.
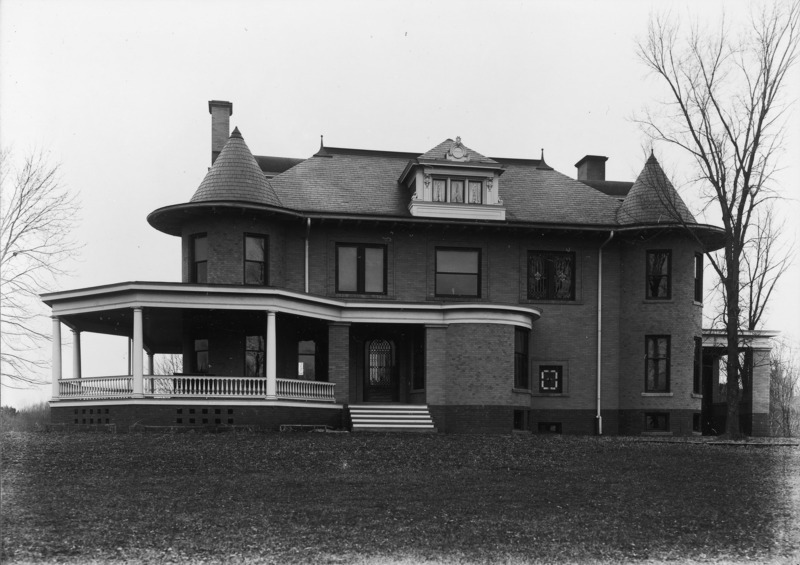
[446,137,470,162]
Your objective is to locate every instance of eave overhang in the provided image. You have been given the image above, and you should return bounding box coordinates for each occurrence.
[613,223,726,251]
[147,201,299,236]
[41,282,542,331]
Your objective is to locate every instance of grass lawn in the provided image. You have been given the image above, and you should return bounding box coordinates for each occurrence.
[1,431,799,564]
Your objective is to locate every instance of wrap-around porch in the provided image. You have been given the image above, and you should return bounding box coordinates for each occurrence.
[44,282,541,409]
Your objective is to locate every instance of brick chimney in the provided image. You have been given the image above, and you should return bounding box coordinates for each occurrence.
[208,100,233,164]
[574,155,608,181]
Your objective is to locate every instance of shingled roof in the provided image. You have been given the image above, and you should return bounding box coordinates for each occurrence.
[617,153,696,225]
[190,128,282,207]
[265,147,622,225]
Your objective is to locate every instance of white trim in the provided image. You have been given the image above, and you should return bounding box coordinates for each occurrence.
[408,200,506,221]
[50,398,343,409]
[702,329,778,350]
[42,283,541,329]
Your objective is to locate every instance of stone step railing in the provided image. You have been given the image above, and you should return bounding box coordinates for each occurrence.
[57,375,335,402]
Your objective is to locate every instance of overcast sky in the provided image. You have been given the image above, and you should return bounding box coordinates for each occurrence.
[2,0,798,407]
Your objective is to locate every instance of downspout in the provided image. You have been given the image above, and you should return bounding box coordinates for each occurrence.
[596,230,615,435]
[304,218,311,293]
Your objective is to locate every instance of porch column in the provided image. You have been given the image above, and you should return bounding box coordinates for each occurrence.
[51,316,62,399]
[266,310,277,399]
[132,307,144,397]
[72,330,81,380]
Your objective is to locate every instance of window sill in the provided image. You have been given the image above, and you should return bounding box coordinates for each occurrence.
[642,298,673,304]
[512,388,531,395]
[691,393,703,399]
[532,393,568,397]
[642,431,673,436]
[641,392,674,397]
[521,299,583,306]
[693,300,703,307]
[333,293,393,300]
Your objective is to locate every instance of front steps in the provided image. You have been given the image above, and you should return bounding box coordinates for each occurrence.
[349,404,436,432]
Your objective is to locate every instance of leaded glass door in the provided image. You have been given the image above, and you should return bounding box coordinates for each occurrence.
[365,339,396,402]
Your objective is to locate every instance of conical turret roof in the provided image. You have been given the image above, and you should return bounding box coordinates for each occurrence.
[617,153,695,225]
[190,128,282,207]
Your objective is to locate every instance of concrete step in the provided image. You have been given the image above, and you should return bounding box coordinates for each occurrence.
[349,404,436,433]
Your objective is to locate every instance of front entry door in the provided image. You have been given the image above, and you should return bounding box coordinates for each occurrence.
[365,339,397,402]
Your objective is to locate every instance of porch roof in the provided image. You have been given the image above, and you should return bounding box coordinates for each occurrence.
[41,282,542,352]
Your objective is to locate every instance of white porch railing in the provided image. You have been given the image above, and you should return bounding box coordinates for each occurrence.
[276,378,336,402]
[59,376,133,399]
[57,375,335,402]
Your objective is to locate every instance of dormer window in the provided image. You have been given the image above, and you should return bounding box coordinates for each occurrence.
[403,137,506,221]
[430,177,484,204]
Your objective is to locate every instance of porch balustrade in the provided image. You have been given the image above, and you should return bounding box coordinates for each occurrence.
[56,375,335,402]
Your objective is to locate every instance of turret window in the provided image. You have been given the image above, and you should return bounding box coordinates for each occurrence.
[645,335,670,392]
[244,234,267,285]
[191,234,208,283]
[646,250,671,299]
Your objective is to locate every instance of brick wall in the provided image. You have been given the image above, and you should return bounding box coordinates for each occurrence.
[445,323,515,405]
[328,323,351,404]
[618,408,699,436]
[51,402,343,431]
[180,213,290,286]
[616,235,703,416]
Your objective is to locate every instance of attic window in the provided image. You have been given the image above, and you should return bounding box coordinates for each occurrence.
[429,177,484,204]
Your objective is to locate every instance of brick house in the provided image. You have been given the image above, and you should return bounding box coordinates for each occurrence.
[43,100,770,435]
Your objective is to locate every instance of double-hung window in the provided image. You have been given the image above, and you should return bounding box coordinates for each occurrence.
[645,335,670,392]
[336,244,386,294]
[435,248,481,297]
[694,252,703,303]
[194,338,209,373]
[527,251,575,300]
[514,328,529,389]
[245,335,265,378]
[646,250,671,299]
[693,336,703,394]
[191,234,208,283]
[297,340,316,381]
[244,235,267,285]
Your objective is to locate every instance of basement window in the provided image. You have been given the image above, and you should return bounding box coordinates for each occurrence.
[645,413,670,432]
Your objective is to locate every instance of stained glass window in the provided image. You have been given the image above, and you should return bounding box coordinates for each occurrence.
[527,252,575,300]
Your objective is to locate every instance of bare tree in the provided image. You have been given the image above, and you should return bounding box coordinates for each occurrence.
[770,338,799,437]
[154,353,183,376]
[636,3,799,436]
[0,149,80,387]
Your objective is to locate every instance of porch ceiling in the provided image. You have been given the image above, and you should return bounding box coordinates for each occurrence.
[60,307,184,354]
